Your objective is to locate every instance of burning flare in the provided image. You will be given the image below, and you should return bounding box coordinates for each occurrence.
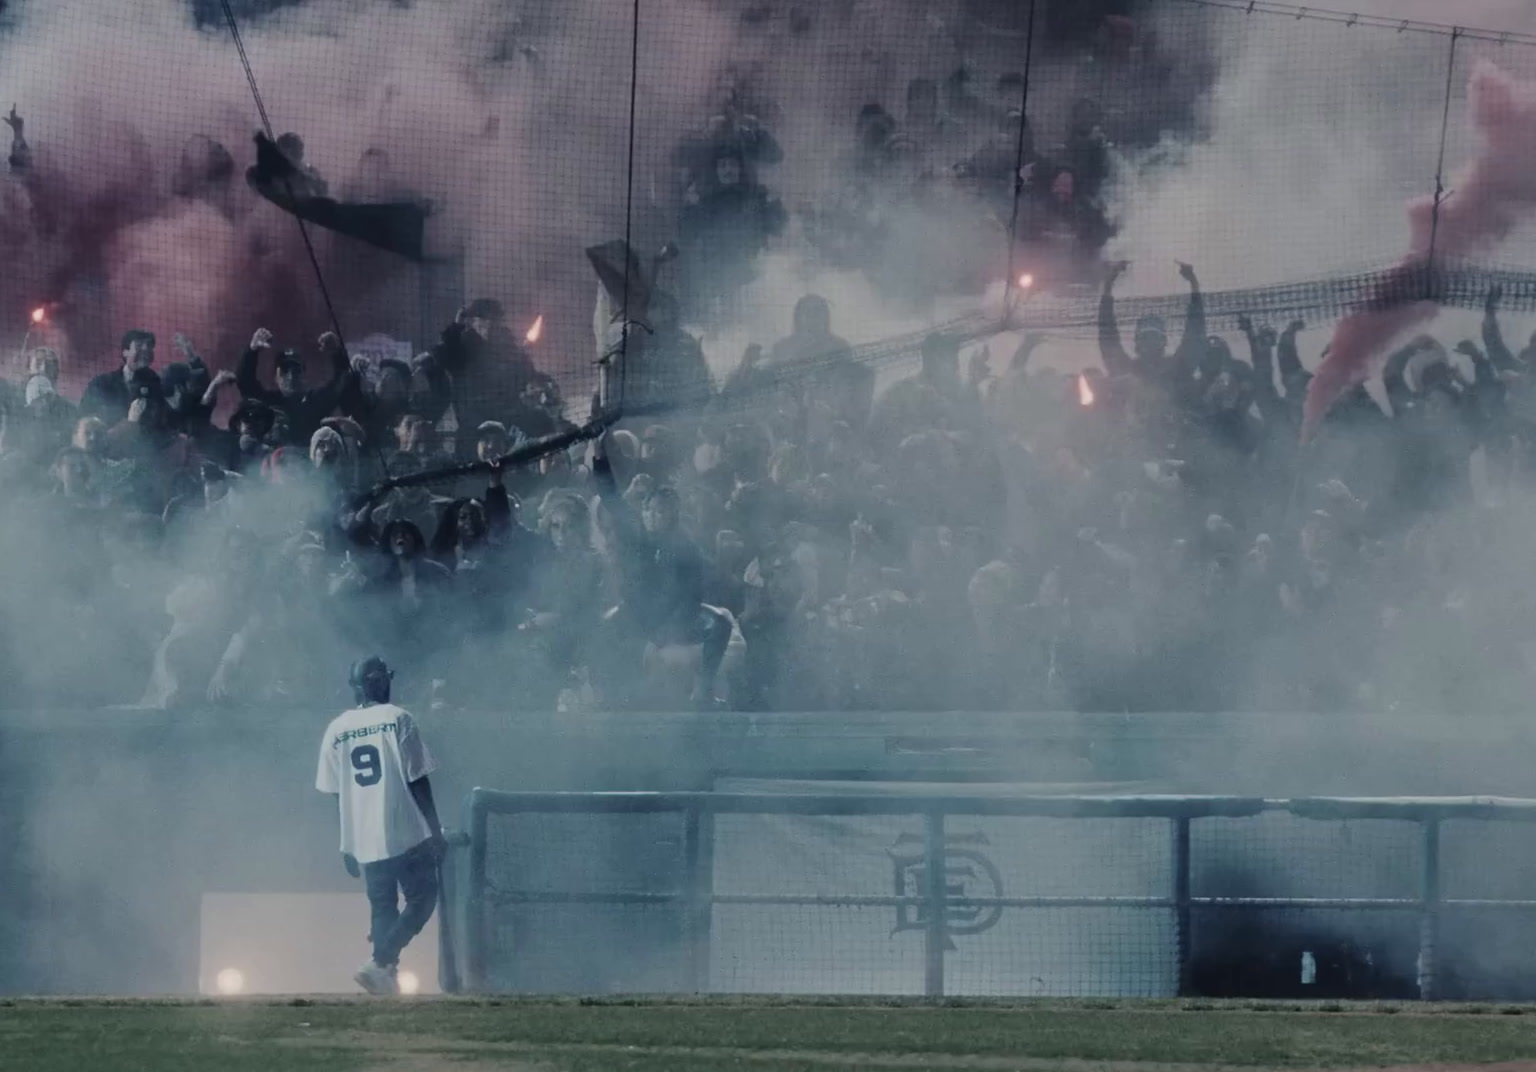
[1017,273,1034,291]
[524,314,544,344]
[1078,373,1095,407]
[30,306,45,324]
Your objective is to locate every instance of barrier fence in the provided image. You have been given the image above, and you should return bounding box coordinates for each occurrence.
[448,790,1536,1000]
[25,0,1536,424]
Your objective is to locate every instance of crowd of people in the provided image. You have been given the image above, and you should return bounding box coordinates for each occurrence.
[5,252,1536,716]
[4,24,1536,718]
[673,73,1116,319]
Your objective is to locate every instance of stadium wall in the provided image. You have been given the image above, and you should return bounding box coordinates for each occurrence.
[4,708,1536,994]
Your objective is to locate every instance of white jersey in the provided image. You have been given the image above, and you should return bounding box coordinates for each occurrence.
[315,703,437,865]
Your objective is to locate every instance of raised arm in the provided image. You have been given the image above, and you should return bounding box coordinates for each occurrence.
[1382,336,1427,416]
[310,332,355,408]
[4,106,30,172]
[337,354,373,426]
[591,431,619,494]
[484,464,514,534]
[1482,284,1522,373]
[1276,318,1310,397]
[590,432,642,545]
[201,369,237,412]
[1170,261,1206,379]
[174,333,206,373]
[1239,314,1284,419]
[1456,338,1502,394]
[1097,260,1134,377]
[410,351,453,424]
[236,328,276,401]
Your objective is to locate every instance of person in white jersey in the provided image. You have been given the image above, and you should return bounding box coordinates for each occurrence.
[316,655,445,995]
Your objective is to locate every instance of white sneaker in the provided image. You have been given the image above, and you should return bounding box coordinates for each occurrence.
[354,960,398,995]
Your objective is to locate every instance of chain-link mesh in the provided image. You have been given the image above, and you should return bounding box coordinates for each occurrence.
[1438,818,1536,1000]
[1190,813,1423,999]
[1193,813,1422,901]
[13,1,1536,471]
[704,810,1178,996]
[942,816,1175,997]
[464,795,1536,998]
[1441,31,1536,276]
[479,808,692,992]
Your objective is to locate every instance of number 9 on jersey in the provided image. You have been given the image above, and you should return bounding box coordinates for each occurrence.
[351,744,382,787]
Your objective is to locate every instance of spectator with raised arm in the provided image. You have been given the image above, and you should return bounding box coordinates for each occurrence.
[236,328,353,448]
[593,430,733,707]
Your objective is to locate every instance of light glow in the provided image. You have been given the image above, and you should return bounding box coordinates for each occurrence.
[30,306,45,324]
[397,969,421,995]
[215,967,246,995]
[524,314,544,344]
[1078,373,1095,407]
[1017,273,1034,291]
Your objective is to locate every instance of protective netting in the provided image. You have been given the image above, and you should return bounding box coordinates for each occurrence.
[478,808,693,992]
[1191,813,1423,998]
[1444,29,1536,276]
[1435,818,1536,1001]
[932,816,1175,997]
[9,0,1536,464]
[465,795,1536,999]
[474,806,1183,997]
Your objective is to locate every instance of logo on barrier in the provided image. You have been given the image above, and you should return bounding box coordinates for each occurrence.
[888,830,1005,946]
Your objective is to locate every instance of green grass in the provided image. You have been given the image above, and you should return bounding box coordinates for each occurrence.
[4,997,1536,1072]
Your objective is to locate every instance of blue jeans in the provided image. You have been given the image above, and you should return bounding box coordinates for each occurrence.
[363,840,439,968]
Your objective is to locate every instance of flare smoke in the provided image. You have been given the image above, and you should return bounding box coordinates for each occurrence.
[1304,62,1536,436]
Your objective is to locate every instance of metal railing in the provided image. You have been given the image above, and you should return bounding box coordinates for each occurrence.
[449,791,1536,999]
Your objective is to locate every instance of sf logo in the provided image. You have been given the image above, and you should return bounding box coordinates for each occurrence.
[888,830,1005,948]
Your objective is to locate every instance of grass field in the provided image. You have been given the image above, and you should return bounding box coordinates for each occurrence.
[6,997,1536,1072]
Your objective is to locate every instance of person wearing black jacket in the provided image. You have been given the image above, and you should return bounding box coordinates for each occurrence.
[593,432,732,706]
[236,327,352,448]
[82,330,158,424]
[1097,259,1205,388]
[161,360,216,446]
[432,300,543,447]
[342,358,416,460]
[679,149,786,319]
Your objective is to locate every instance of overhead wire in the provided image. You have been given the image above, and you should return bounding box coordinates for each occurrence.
[217,0,392,480]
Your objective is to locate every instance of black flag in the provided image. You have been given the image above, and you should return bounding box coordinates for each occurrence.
[247,132,429,262]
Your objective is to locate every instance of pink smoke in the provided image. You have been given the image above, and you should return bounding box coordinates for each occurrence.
[107,204,248,354]
[0,0,736,383]
[1303,61,1536,438]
